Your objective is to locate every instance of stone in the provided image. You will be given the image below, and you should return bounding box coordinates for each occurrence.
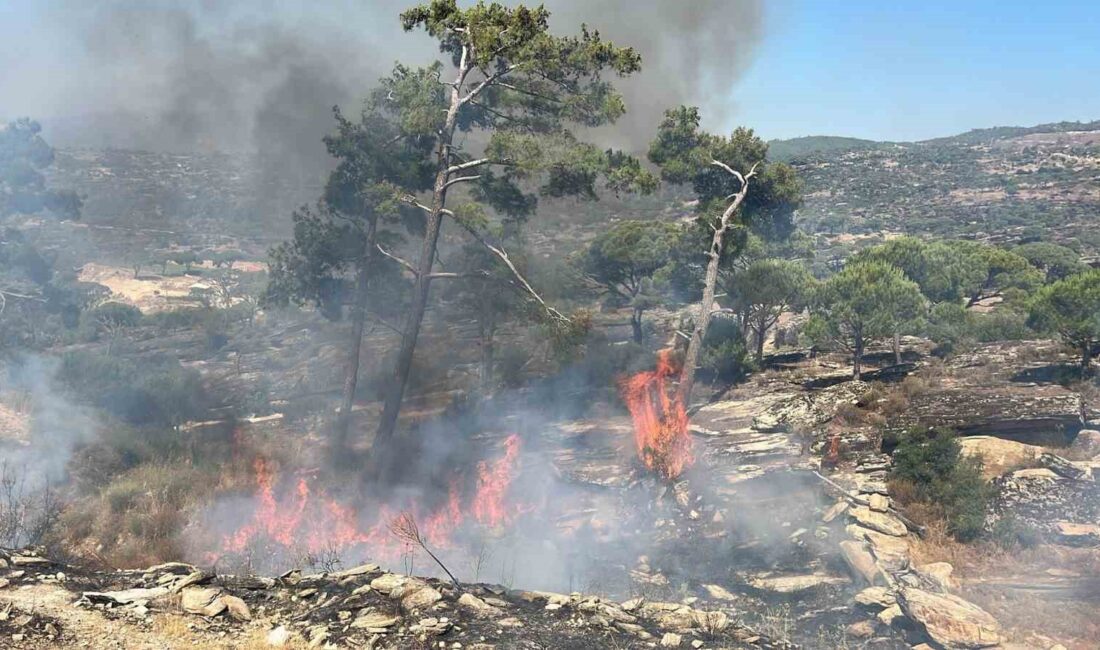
[850,506,908,536]
[840,540,887,586]
[691,641,704,649]
[457,593,499,617]
[701,584,737,601]
[749,573,849,593]
[660,632,683,647]
[868,493,890,512]
[959,436,1042,479]
[496,617,524,628]
[846,620,875,638]
[854,586,896,609]
[1070,429,1100,457]
[822,501,849,522]
[181,587,224,616]
[620,597,644,611]
[351,611,400,630]
[899,587,1002,648]
[83,587,170,606]
[402,585,443,611]
[10,556,50,567]
[0,579,8,589]
[220,595,251,621]
[1053,521,1100,545]
[370,573,411,594]
[329,563,380,580]
[267,625,291,647]
[848,525,910,572]
[876,604,903,626]
[915,562,955,592]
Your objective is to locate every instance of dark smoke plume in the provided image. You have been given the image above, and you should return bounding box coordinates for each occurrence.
[3,0,764,164]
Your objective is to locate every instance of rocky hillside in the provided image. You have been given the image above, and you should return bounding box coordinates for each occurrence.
[773,121,1100,253]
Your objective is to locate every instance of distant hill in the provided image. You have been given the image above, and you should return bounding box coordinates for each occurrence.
[778,120,1100,254]
[767,135,887,162]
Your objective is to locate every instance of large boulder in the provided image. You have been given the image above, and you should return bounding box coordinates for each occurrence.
[839,540,887,586]
[899,588,1002,649]
[958,436,1041,479]
[849,506,908,537]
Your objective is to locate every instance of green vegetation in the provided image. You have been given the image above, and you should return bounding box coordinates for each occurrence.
[728,259,813,362]
[889,428,990,542]
[1029,269,1100,370]
[578,220,680,343]
[806,261,925,378]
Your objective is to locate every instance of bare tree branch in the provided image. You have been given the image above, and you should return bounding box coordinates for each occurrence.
[442,175,482,191]
[376,244,419,276]
[388,512,460,586]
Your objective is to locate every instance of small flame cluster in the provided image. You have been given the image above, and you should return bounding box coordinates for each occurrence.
[220,434,526,561]
[620,349,693,479]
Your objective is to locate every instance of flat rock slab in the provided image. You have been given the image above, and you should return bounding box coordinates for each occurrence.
[899,587,1002,649]
[850,506,908,537]
[749,573,849,593]
[83,587,170,605]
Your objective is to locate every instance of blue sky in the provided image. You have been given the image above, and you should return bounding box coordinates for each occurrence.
[739,0,1100,140]
[1,0,1097,144]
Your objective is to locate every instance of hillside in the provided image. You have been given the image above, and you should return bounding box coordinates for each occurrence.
[771,120,1100,253]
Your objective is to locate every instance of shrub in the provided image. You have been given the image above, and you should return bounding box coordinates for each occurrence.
[889,427,991,541]
[700,318,755,382]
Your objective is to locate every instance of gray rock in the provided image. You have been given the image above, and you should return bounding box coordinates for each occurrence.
[899,587,1002,649]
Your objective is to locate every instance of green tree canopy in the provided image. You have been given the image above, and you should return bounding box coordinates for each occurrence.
[1014,242,1085,283]
[1028,269,1100,369]
[578,219,680,342]
[645,106,801,403]
[375,0,657,446]
[728,258,814,362]
[807,261,925,379]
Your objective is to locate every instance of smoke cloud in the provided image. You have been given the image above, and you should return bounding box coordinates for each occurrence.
[2,0,764,164]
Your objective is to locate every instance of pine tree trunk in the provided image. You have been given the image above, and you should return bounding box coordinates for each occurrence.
[374,54,469,450]
[335,218,378,442]
[1084,341,1093,372]
[893,331,902,365]
[853,328,864,380]
[631,307,643,344]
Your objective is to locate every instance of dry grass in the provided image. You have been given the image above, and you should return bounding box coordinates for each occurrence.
[154,615,312,649]
[908,521,1100,649]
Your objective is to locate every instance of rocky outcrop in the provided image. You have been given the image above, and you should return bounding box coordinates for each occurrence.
[958,436,1042,479]
[752,381,869,433]
[898,588,1003,649]
[884,386,1082,446]
[991,468,1100,544]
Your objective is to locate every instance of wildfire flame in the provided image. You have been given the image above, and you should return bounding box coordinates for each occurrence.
[620,349,693,479]
[218,434,526,562]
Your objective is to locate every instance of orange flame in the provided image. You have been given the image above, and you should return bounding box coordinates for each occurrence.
[218,435,526,563]
[620,349,693,479]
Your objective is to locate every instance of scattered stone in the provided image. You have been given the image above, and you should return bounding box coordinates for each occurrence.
[0,579,8,589]
[496,617,524,628]
[849,506,908,536]
[220,595,251,621]
[351,611,400,631]
[914,562,955,592]
[1053,521,1100,545]
[868,493,889,512]
[660,632,683,647]
[1070,429,1100,457]
[840,540,887,586]
[267,625,291,647]
[701,584,737,601]
[899,587,1002,648]
[854,586,896,609]
[749,573,849,593]
[876,604,903,626]
[457,593,500,617]
[83,587,170,606]
[846,619,875,638]
[11,556,51,567]
[181,586,227,617]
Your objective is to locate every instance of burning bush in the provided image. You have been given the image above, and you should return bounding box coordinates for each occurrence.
[620,349,693,479]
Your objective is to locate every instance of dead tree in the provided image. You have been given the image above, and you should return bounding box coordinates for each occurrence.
[676,161,759,407]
